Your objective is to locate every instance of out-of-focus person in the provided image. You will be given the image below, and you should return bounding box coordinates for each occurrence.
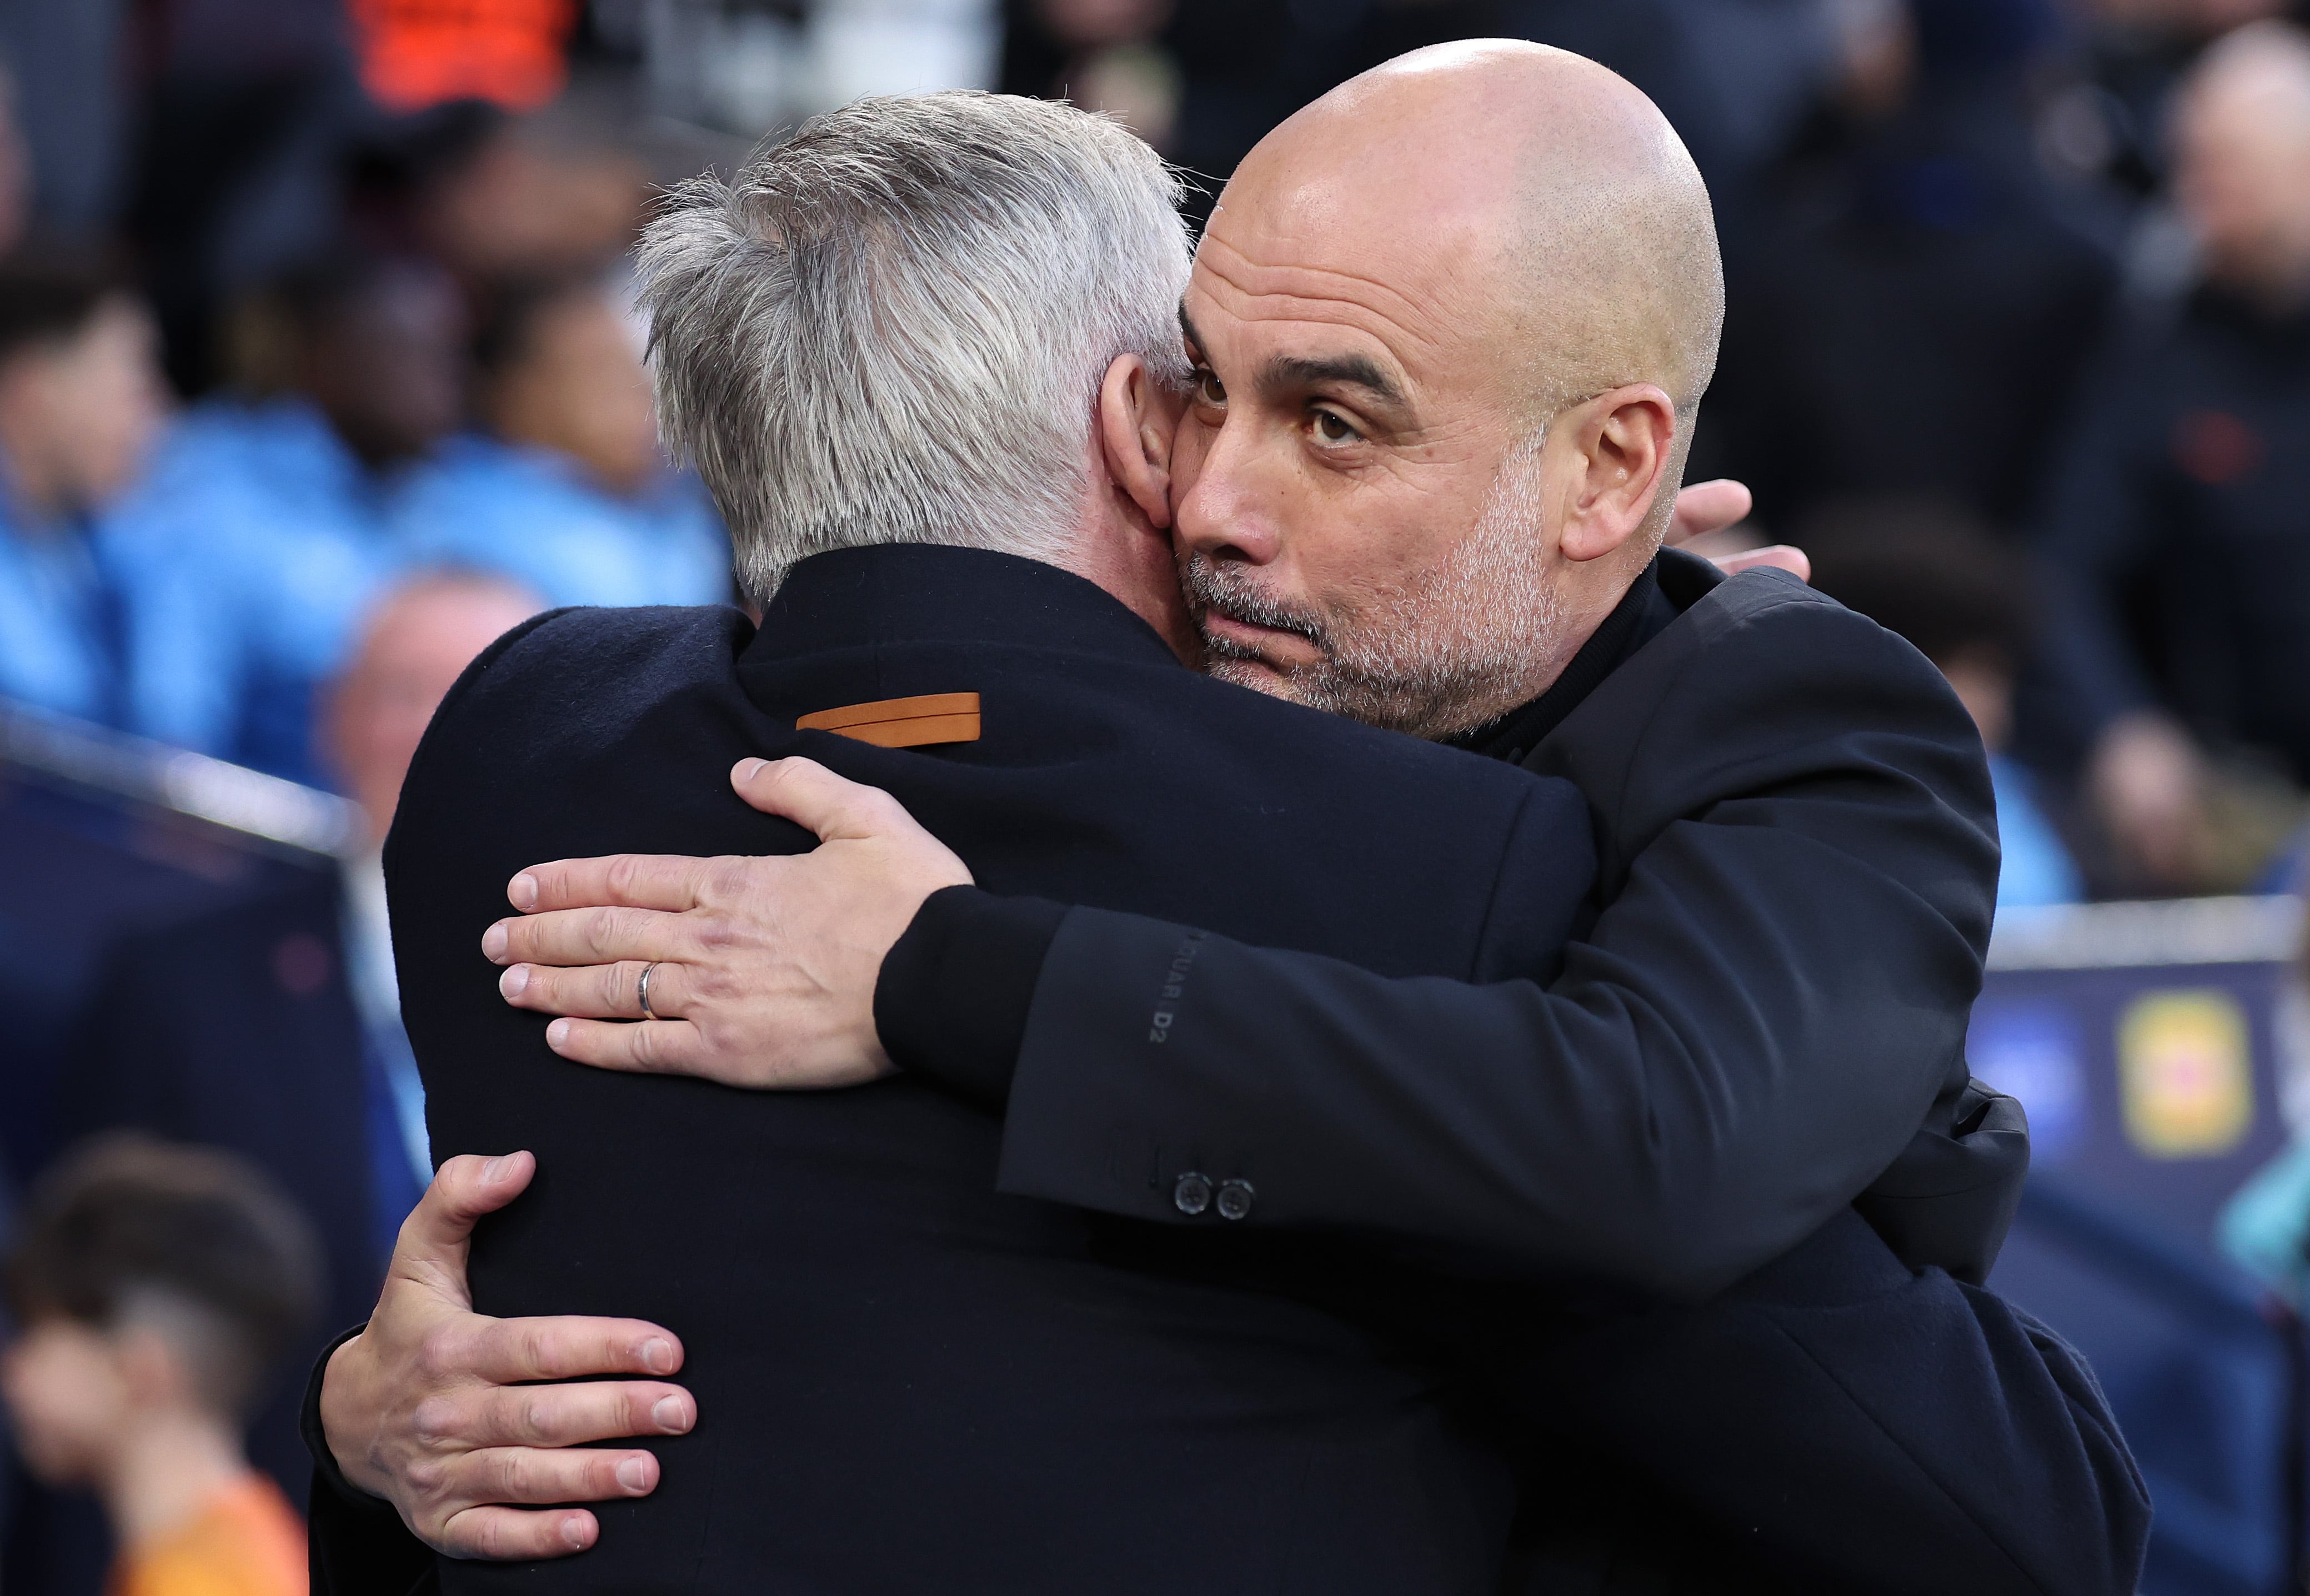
[0,246,167,726]
[1695,0,2117,536]
[1,1135,319,1596]
[396,277,729,606]
[1806,500,2084,910]
[2035,19,2310,891]
[109,251,465,785]
[58,573,541,1504]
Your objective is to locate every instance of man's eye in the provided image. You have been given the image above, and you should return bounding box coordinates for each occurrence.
[1311,409,1361,446]
[1194,368,1227,408]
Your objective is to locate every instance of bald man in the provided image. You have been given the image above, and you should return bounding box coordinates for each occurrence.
[306,64,2144,1596]
[2042,18,2310,886]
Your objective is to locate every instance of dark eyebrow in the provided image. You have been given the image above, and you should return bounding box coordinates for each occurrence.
[1179,300,1414,424]
[1258,352,1409,414]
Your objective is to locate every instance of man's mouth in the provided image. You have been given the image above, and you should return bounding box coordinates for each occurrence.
[1182,557,1327,669]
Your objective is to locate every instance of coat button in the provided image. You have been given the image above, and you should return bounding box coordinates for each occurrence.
[1174,1171,1214,1216]
[1217,1179,1255,1221]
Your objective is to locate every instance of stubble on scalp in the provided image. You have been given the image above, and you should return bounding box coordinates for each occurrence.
[1187,436,1565,741]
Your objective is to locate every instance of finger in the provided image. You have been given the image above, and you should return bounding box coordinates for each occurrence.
[544,1016,711,1078]
[447,1444,668,1513]
[731,756,921,844]
[1713,544,1811,583]
[463,1379,696,1449]
[392,1153,535,1294]
[1667,478,1754,543]
[462,1313,685,1384]
[507,855,715,916]
[484,905,689,969]
[501,959,687,1022]
[435,1504,599,1562]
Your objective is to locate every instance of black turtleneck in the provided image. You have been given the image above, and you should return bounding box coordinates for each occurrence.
[880,556,1677,1106]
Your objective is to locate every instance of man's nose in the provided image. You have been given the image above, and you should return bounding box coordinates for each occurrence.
[1173,419,1282,568]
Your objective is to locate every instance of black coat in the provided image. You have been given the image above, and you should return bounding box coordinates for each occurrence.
[355,544,1598,1596]
[308,545,2145,1595]
[2036,287,2310,781]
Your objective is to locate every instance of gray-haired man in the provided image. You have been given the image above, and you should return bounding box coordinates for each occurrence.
[312,62,2144,1596]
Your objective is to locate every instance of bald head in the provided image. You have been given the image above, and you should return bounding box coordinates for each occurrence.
[2175,21,2310,304]
[1222,41,1723,430]
[1168,41,1726,739]
[325,573,543,845]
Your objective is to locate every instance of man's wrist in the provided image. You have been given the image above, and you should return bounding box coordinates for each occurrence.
[312,1327,393,1503]
[874,886,1066,1106]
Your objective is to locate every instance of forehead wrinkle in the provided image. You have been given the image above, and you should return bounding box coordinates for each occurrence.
[1192,232,1461,368]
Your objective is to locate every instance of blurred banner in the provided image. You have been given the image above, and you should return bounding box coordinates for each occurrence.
[1981,898,2309,1596]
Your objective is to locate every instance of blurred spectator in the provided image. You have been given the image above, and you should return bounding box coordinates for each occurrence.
[352,0,580,113]
[399,105,648,288]
[123,0,364,397]
[1808,499,2086,909]
[0,1135,318,1596]
[59,572,542,1505]
[0,248,167,727]
[109,251,465,785]
[398,275,729,605]
[1695,0,2117,535]
[2035,19,2310,890]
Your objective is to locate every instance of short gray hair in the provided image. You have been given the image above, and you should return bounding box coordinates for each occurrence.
[638,92,1192,601]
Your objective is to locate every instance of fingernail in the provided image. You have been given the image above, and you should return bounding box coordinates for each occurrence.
[617,1457,651,1493]
[654,1394,691,1432]
[562,1514,591,1549]
[510,873,539,912]
[482,922,508,961]
[499,965,530,1000]
[734,758,766,784]
[482,1155,510,1183]
[640,1337,676,1374]
[547,1018,571,1051]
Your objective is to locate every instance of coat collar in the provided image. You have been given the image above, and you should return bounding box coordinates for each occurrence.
[741,544,1185,672]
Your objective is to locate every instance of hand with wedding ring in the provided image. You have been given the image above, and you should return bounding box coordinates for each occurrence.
[480,755,974,1088]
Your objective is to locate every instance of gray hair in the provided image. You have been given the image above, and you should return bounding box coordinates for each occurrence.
[638,92,1193,601]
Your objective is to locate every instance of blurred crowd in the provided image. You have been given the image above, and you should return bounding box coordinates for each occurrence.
[2,0,2310,1590]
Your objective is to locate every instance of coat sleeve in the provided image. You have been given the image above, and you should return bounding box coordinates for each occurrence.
[988,581,2002,1301]
[1492,1209,2150,1596]
[302,1327,440,1596]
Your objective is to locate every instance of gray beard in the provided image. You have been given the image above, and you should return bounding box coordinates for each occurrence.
[1184,444,1567,741]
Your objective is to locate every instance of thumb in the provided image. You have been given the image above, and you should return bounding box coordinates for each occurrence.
[391,1151,534,1303]
[730,756,920,844]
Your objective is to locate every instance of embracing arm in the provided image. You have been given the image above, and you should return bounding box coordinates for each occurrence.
[901,586,1999,1299]
[302,1153,698,1586]
[494,584,2000,1301]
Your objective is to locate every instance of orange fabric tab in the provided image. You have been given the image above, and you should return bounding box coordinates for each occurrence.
[796,693,981,748]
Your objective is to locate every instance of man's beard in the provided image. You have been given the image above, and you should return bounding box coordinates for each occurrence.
[1184,441,1567,741]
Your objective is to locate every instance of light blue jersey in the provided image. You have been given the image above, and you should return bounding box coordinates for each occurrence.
[0,488,123,726]
[395,435,730,610]
[105,399,406,785]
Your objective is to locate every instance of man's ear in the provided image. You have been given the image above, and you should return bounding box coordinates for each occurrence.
[1557,384,1677,564]
[1097,354,1180,531]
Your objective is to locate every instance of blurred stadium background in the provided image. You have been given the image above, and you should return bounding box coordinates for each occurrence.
[5,0,2310,1590]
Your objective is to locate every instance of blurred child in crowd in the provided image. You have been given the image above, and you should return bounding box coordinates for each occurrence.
[1807,500,2084,910]
[0,247,166,726]
[1,1135,319,1596]
[110,250,465,784]
[396,274,729,607]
